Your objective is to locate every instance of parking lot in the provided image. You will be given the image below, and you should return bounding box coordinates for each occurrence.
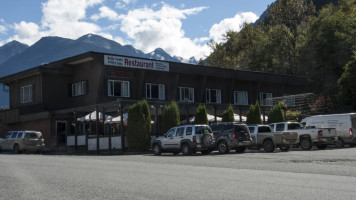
[1,147,356,199]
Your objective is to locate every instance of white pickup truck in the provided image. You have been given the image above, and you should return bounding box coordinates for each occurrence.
[269,122,337,150]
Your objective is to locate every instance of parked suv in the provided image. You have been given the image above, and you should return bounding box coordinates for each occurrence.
[0,131,45,153]
[210,123,252,154]
[152,125,215,156]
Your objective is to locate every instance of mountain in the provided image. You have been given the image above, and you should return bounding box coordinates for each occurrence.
[0,34,198,77]
[0,41,28,65]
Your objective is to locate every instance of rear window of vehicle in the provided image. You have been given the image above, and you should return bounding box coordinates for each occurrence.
[234,125,249,134]
[25,132,39,139]
[223,124,235,132]
[195,126,212,134]
[248,127,255,133]
[258,126,271,132]
[288,123,301,130]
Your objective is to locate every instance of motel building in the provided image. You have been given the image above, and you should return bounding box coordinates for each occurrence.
[0,51,308,153]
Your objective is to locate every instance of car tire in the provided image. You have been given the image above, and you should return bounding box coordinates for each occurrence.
[279,146,290,152]
[263,140,275,152]
[152,144,161,156]
[236,146,246,153]
[202,134,213,147]
[300,138,312,150]
[218,141,229,154]
[13,144,20,154]
[317,144,326,150]
[182,144,192,156]
[335,139,344,148]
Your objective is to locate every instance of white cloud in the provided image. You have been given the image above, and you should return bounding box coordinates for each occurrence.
[209,12,258,43]
[0,19,8,35]
[8,0,104,45]
[118,4,211,59]
[91,6,121,21]
[115,0,136,9]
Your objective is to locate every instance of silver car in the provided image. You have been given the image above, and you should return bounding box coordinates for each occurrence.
[0,131,45,153]
[152,124,215,156]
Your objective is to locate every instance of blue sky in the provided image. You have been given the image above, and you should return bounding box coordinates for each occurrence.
[0,0,275,60]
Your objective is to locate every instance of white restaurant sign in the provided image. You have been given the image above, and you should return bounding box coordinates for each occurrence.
[104,55,169,72]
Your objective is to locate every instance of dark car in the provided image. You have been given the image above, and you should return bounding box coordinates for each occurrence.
[210,123,252,154]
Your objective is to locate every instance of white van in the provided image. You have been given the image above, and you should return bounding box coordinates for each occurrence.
[301,113,356,148]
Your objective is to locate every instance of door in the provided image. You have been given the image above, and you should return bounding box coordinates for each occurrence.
[7,132,18,150]
[161,128,176,149]
[56,121,67,145]
[172,127,185,149]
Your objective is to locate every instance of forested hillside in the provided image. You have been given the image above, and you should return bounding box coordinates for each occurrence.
[202,0,355,111]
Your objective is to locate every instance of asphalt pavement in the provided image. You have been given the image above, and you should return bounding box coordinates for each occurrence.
[1,147,356,200]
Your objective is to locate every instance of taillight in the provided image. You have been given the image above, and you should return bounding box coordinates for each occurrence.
[193,136,197,142]
[350,128,353,137]
[211,134,215,141]
[318,130,323,137]
[232,132,237,139]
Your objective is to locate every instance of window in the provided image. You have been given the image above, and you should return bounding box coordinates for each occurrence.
[260,93,273,106]
[20,85,33,103]
[186,127,192,135]
[284,95,295,107]
[176,127,185,137]
[234,91,248,105]
[11,132,18,138]
[146,83,165,100]
[179,87,194,102]
[276,124,285,131]
[16,132,23,138]
[166,128,176,137]
[206,89,221,103]
[72,81,87,96]
[108,80,130,97]
[25,132,39,139]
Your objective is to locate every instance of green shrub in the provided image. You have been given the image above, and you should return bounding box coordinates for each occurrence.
[194,104,208,125]
[126,99,151,152]
[268,102,285,123]
[222,105,234,122]
[246,100,263,124]
[161,101,180,134]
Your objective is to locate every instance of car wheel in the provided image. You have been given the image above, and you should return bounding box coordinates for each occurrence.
[182,144,192,156]
[201,150,210,155]
[279,146,290,152]
[236,146,246,153]
[13,144,21,154]
[263,140,275,152]
[218,141,229,154]
[335,139,344,148]
[317,144,326,150]
[300,138,312,150]
[202,134,213,147]
[152,144,161,156]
